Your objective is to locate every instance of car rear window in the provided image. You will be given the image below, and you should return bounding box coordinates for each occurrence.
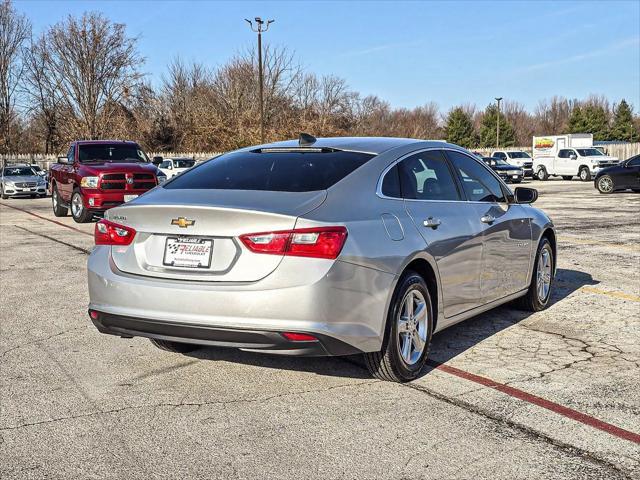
[164,150,375,192]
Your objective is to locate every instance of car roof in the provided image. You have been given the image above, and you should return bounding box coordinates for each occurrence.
[259,137,453,155]
[73,140,139,146]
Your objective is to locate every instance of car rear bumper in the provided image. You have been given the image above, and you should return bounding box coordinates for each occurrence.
[89,311,361,356]
[87,246,395,355]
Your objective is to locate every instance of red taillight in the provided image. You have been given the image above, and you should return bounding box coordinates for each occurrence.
[281,332,318,342]
[239,226,347,260]
[94,219,136,246]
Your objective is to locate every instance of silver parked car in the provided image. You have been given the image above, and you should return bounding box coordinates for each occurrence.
[1,165,48,199]
[88,136,556,382]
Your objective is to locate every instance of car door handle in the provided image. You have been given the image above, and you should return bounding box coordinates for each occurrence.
[480,214,495,224]
[423,217,441,229]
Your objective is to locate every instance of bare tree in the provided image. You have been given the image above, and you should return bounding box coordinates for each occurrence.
[0,0,30,153]
[44,12,143,139]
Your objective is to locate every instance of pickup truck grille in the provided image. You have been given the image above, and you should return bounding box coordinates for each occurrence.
[523,161,533,168]
[99,173,156,191]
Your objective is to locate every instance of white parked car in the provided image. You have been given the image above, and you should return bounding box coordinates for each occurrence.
[491,150,534,178]
[532,134,619,181]
[158,158,196,178]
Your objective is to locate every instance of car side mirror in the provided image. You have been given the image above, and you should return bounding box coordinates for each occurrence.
[569,154,577,160]
[514,187,538,204]
[57,156,69,164]
[152,156,163,166]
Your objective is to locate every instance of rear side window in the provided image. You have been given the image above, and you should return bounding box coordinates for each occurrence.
[381,164,402,198]
[164,150,374,192]
[398,150,460,201]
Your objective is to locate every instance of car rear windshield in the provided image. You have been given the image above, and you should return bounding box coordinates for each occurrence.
[164,149,375,192]
[78,144,148,163]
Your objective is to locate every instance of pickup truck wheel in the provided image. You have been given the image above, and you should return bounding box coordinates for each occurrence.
[536,167,548,181]
[71,189,92,223]
[579,167,591,182]
[363,271,433,382]
[149,338,200,354]
[51,185,68,217]
[562,176,573,180]
[515,238,554,312]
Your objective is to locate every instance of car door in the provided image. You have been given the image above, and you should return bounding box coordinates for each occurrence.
[618,156,640,188]
[556,149,572,175]
[59,145,75,201]
[396,149,484,319]
[446,150,532,304]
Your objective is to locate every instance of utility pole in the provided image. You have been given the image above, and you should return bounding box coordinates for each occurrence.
[245,17,274,144]
[495,97,503,148]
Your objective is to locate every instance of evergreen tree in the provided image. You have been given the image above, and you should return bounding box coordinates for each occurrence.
[445,107,476,148]
[567,106,587,133]
[609,100,638,142]
[582,105,609,140]
[479,104,514,148]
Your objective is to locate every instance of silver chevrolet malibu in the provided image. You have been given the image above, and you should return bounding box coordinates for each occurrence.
[88,136,556,382]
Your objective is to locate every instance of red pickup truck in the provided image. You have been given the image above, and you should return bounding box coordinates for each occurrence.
[50,140,161,223]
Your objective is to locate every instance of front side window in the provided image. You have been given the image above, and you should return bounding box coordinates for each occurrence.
[174,159,196,169]
[627,155,640,167]
[160,161,172,169]
[447,150,507,203]
[165,149,374,192]
[494,152,506,159]
[397,150,460,201]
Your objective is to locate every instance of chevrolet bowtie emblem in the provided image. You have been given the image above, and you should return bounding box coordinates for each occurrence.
[171,217,195,228]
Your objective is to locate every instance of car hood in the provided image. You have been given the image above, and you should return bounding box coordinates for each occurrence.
[79,162,158,175]
[595,164,625,176]
[494,165,521,172]
[3,175,41,183]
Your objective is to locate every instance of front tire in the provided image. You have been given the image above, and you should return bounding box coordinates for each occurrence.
[149,338,200,354]
[515,238,554,312]
[536,167,548,181]
[579,167,591,182]
[70,189,92,223]
[364,271,433,382]
[52,185,68,217]
[597,175,615,194]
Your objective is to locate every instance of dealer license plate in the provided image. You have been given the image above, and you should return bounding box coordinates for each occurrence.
[163,237,213,269]
[124,194,138,202]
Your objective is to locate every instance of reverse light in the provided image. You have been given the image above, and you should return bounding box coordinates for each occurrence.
[240,226,347,259]
[80,176,99,188]
[94,219,136,246]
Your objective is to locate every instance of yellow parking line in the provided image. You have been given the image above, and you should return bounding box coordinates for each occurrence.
[560,236,640,253]
[579,286,640,303]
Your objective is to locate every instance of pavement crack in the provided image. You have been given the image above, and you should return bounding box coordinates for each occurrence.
[13,225,90,255]
[0,326,86,359]
[0,380,380,432]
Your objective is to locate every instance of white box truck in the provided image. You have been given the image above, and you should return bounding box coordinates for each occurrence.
[532,133,620,181]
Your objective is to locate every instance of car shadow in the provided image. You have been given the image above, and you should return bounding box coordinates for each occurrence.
[185,268,598,380]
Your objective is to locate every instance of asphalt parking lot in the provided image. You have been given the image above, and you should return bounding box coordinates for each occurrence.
[1,179,639,479]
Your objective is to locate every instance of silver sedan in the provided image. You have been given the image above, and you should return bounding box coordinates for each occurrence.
[87,136,556,382]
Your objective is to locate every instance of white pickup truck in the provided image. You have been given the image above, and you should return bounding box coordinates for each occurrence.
[157,157,196,179]
[532,134,620,181]
[491,150,534,177]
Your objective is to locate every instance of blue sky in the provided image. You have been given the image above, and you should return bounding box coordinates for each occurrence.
[16,0,640,112]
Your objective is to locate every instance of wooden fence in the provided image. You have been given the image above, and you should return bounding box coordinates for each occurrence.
[0,152,222,169]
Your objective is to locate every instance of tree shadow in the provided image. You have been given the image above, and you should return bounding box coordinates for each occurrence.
[185,268,598,380]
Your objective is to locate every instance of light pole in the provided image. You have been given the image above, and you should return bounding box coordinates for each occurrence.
[495,97,503,148]
[245,17,274,144]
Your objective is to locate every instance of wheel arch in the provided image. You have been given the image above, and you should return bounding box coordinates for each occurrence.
[399,256,441,331]
[540,227,557,275]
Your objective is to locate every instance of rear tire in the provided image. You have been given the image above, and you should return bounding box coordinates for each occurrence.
[52,185,68,217]
[515,238,554,312]
[363,271,433,382]
[149,338,200,354]
[579,167,591,182]
[562,176,573,180]
[536,167,548,181]
[71,189,92,223]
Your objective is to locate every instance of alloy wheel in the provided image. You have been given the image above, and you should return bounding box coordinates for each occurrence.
[71,192,83,217]
[536,246,552,302]
[396,289,428,365]
[598,176,613,193]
